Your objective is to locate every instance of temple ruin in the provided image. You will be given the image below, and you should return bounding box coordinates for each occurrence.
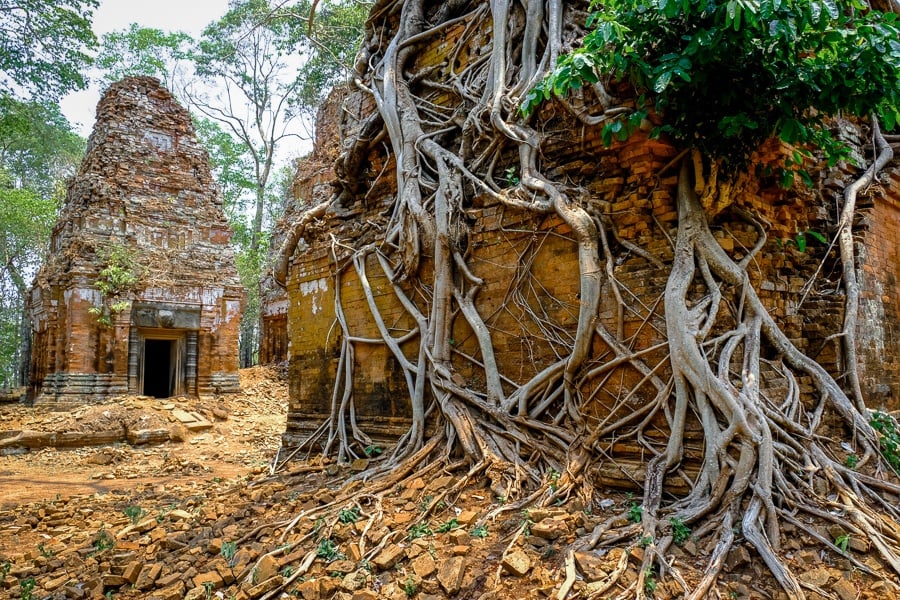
[272,11,900,469]
[28,76,244,404]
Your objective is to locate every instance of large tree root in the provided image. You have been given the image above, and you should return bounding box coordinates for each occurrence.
[271,0,900,598]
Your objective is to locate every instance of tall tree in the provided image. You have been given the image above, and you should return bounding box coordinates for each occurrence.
[0,0,98,100]
[187,0,305,251]
[0,99,84,388]
[187,0,369,366]
[96,24,192,88]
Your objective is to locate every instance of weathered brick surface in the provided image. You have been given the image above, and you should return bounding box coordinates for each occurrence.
[28,77,244,404]
[259,86,348,365]
[277,8,900,455]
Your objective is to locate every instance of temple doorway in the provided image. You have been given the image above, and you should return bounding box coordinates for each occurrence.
[143,338,177,398]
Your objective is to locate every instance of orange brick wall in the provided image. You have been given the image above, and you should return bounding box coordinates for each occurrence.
[280,8,900,447]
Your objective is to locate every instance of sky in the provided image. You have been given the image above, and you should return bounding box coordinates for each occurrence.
[59,0,230,136]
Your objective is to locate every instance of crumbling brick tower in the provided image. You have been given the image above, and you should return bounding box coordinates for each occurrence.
[27,77,244,404]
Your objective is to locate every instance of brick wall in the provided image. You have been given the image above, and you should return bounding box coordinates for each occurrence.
[28,77,244,404]
[279,6,900,454]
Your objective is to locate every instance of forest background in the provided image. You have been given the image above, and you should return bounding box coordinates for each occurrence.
[0,0,371,386]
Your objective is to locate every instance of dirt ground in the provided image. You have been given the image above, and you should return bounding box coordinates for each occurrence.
[0,366,286,508]
[0,367,897,600]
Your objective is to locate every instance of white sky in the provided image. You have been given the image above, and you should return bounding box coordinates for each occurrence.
[60,0,229,136]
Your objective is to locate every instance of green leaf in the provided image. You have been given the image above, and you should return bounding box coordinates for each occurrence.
[654,71,673,93]
[806,230,828,244]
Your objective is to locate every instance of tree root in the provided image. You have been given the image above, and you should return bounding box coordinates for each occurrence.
[271,0,900,597]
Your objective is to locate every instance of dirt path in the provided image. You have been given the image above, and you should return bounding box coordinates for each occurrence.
[0,366,286,509]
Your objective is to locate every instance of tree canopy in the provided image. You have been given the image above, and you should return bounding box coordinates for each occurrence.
[526,0,900,173]
[96,24,192,88]
[0,0,98,100]
[0,98,83,388]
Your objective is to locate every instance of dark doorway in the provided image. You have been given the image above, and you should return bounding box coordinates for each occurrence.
[143,339,173,398]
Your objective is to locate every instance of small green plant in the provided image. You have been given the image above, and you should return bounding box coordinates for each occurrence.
[404,573,417,597]
[520,511,535,535]
[504,166,520,187]
[123,505,144,525]
[364,445,383,457]
[281,565,295,578]
[845,454,859,469]
[0,561,10,585]
[639,535,653,548]
[408,522,433,541]
[471,525,489,539]
[315,538,344,562]
[670,517,691,545]
[20,577,35,600]
[220,541,238,566]
[37,542,54,558]
[778,230,828,253]
[202,581,215,600]
[871,411,900,475]
[419,495,434,512]
[91,528,115,556]
[835,533,851,554]
[90,244,143,326]
[338,506,361,524]
[547,468,561,491]
[313,516,326,537]
[435,517,459,533]
[643,569,657,596]
[627,502,643,523]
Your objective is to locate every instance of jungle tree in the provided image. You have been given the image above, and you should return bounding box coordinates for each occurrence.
[271,0,900,597]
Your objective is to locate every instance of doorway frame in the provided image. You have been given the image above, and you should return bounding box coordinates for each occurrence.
[128,327,194,397]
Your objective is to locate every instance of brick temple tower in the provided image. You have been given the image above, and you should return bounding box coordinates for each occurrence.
[27,77,244,404]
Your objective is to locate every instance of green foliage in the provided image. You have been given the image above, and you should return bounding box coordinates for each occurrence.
[19,577,35,600]
[0,97,82,388]
[670,517,691,545]
[282,0,373,112]
[0,561,10,585]
[834,532,850,554]
[780,230,829,252]
[845,453,859,469]
[870,411,900,475]
[0,0,98,100]
[91,244,142,326]
[525,0,900,169]
[364,445,383,457]
[470,525,489,539]
[547,468,561,491]
[628,502,643,523]
[315,538,344,562]
[639,535,653,548]
[123,505,145,525]
[193,117,256,223]
[90,528,115,556]
[36,542,53,558]
[96,23,192,87]
[220,541,238,565]
[408,522,433,541]
[643,568,657,596]
[338,506,361,524]
[404,573,417,597]
[0,96,85,195]
[435,517,459,533]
